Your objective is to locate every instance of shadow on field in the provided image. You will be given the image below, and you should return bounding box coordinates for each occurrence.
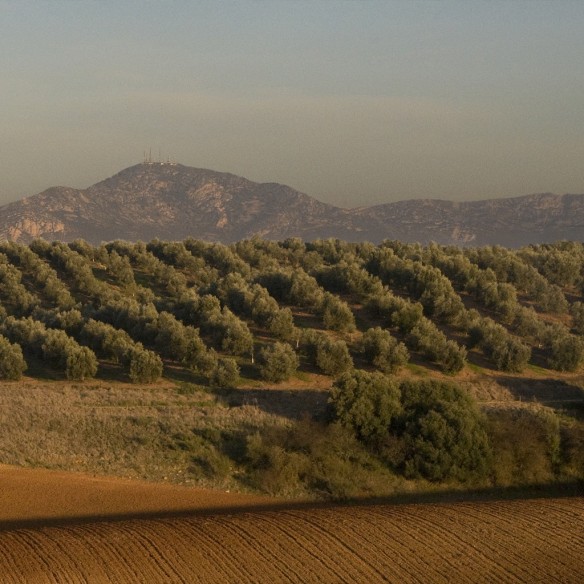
[214,387,329,420]
[1,481,581,533]
[496,376,584,418]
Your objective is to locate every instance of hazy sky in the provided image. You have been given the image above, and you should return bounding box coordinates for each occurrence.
[1,1,583,207]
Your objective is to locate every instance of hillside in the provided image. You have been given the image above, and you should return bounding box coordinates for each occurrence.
[0,163,354,244]
[352,193,584,247]
[0,162,582,246]
[0,237,582,501]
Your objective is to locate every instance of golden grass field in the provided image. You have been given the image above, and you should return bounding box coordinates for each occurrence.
[1,465,583,583]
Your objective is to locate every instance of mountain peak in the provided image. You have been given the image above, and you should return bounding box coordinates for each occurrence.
[0,163,582,246]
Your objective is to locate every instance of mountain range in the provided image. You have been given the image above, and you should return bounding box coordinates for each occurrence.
[0,162,582,247]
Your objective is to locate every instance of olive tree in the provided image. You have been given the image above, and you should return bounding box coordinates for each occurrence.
[361,327,409,373]
[129,348,163,383]
[258,342,299,382]
[315,338,353,376]
[0,336,27,380]
[209,357,240,389]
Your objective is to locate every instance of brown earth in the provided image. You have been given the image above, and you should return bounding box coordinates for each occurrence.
[0,464,274,524]
[1,465,583,583]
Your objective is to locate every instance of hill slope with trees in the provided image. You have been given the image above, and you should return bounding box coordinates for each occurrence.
[0,236,582,499]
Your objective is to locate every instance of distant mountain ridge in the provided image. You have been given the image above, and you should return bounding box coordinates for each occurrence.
[0,162,582,246]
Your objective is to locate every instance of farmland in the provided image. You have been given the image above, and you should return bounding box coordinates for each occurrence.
[0,465,582,583]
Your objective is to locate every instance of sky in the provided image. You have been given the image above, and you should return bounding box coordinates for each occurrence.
[1,0,583,208]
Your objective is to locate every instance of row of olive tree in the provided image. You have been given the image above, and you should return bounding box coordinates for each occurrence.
[214,273,297,340]
[367,291,466,373]
[81,318,162,383]
[0,242,75,309]
[0,253,39,315]
[0,315,97,380]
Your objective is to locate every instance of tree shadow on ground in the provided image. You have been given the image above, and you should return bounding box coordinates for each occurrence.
[214,386,329,421]
[496,375,584,419]
[94,361,129,382]
[22,357,64,381]
[1,480,581,533]
[160,363,208,386]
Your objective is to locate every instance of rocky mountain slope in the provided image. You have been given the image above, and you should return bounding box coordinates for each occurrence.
[0,162,581,246]
[351,193,584,247]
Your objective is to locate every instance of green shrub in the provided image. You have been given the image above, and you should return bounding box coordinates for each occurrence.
[486,406,561,486]
[398,379,491,482]
[245,419,393,499]
[329,370,401,443]
[209,357,240,389]
[0,336,27,380]
[258,342,299,382]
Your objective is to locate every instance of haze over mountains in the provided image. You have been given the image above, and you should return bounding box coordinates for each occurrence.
[0,162,581,247]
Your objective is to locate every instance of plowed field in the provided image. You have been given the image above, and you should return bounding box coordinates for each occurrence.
[1,467,583,583]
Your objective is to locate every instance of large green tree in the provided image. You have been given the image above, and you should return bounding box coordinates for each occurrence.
[398,380,491,482]
[329,370,401,443]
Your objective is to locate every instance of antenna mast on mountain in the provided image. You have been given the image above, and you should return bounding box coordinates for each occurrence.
[143,147,176,165]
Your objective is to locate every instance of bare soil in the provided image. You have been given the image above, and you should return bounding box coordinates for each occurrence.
[0,465,582,583]
[0,464,273,523]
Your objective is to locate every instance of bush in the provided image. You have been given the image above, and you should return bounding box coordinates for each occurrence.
[329,370,401,443]
[209,357,240,389]
[245,419,391,499]
[486,407,561,486]
[0,336,27,380]
[258,342,299,382]
[398,380,491,482]
[315,338,353,376]
[245,432,308,497]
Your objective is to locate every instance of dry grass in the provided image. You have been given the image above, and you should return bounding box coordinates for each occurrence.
[0,378,286,490]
